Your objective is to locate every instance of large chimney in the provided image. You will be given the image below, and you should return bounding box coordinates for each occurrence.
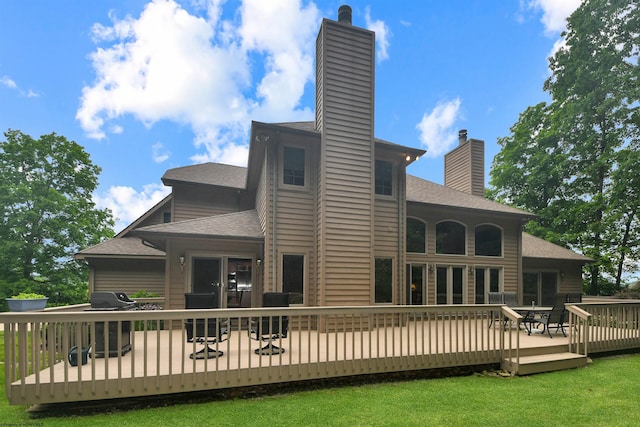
[315,6,375,306]
[444,130,485,197]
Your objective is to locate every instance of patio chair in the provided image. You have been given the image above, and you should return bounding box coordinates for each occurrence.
[249,292,289,355]
[487,292,503,327]
[184,291,227,359]
[502,292,520,329]
[524,294,568,338]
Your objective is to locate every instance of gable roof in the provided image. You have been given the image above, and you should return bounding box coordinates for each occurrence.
[131,209,263,241]
[162,163,246,189]
[406,175,533,218]
[75,237,165,259]
[116,193,173,238]
[522,232,593,262]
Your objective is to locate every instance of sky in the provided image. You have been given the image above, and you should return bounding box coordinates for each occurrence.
[0,0,583,232]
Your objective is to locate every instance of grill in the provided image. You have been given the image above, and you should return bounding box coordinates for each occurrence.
[87,292,136,357]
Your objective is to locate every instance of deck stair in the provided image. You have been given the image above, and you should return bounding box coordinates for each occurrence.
[502,344,589,375]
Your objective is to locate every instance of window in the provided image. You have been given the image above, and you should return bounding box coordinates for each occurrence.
[375,258,393,303]
[475,267,501,303]
[406,218,426,253]
[282,255,304,304]
[406,264,426,305]
[436,221,466,255]
[163,212,171,223]
[283,146,305,186]
[475,225,502,256]
[375,160,392,196]
[523,271,557,306]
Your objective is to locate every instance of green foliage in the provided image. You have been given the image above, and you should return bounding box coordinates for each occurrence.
[130,290,160,298]
[9,292,46,299]
[0,130,114,310]
[2,352,640,425]
[489,0,640,294]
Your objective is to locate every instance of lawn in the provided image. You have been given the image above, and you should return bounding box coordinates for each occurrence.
[1,331,639,426]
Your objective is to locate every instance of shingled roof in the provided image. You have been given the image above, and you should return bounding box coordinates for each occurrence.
[406,175,533,217]
[75,237,165,259]
[162,163,246,188]
[131,209,263,240]
[522,233,593,262]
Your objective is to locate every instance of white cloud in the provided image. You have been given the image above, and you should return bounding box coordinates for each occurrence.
[364,7,390,62]
[1,75,39,97]
[528,0,583,34]
[76,0,319,162]
[95,183,171,233]
[1,75,17,88]
[152,142,170,163]
[416,98,462,158]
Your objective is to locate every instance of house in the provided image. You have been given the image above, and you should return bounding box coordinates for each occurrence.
[76,5,591,311]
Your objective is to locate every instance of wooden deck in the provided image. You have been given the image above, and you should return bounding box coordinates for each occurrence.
[3,302,639,405]
[26,322,570,384]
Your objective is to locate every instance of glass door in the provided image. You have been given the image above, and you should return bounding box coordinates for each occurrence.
[436,266,465,304]
[406,264,426,305]
[192,257,222,294]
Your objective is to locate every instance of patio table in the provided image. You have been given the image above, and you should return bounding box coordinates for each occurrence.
[512,306,552,335]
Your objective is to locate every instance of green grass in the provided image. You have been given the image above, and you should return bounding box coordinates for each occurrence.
[2,331,639,426]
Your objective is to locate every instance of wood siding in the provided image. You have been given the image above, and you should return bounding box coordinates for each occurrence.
[172,185,248,222]
[91,259,165,296]
[316,19,375,306]
[444,139,485,197]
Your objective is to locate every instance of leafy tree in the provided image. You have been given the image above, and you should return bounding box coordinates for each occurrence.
[0,130,114,309]
[489,0,639,295]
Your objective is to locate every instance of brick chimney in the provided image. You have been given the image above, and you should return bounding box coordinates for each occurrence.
[444,130,485,197]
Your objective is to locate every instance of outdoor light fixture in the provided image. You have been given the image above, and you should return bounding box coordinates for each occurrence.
[179,256,185,271]
[256,259,262,267]
[405,154,411,162]
[428,264,434,274]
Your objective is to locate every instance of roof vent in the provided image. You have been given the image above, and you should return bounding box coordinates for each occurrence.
[338,5,352,24]
[458,129,468,144]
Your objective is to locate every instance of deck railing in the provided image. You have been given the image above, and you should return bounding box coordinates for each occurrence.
[576,302,640,353]
[2,302,637,406]
[2,305,506,405]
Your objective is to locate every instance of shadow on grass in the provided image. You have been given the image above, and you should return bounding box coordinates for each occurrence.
[28,364,499,419]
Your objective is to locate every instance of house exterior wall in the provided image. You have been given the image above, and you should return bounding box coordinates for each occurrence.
[523,258,584,295]
[172,184,248,221]
[89,258,165,296]
[316,18,376,306]
[406,203,522,304]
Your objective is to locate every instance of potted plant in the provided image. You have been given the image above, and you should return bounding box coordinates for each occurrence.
[6,292,49,312]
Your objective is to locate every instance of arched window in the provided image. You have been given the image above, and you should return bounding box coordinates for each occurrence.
[406,218,426,253]
[435,221,466,255]
[475,225,502,256]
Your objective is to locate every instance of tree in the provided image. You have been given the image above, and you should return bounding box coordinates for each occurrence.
[489,0,639,295]
[0,130,114,308]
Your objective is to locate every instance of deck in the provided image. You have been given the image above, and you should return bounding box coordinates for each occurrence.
[2,302,639,405]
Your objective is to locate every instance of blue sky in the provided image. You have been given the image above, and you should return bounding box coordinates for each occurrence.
[0,0,581,231]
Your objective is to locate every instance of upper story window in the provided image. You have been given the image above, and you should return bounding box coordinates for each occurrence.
[407,218,426,253]
[163,212,171,223]
[375,160,393,196]
[436,221,466,255]
[283,146,305,186]
[475,224,502,257]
